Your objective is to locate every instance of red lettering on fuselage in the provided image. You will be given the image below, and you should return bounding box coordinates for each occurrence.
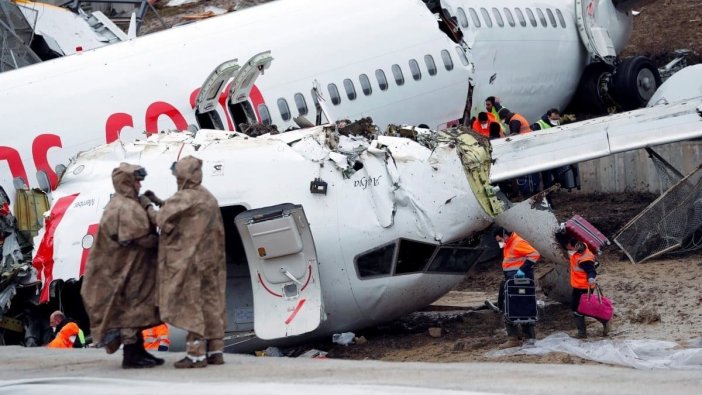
[105,113,135,143]
[3,85,266,191]
[32,134,63,189]
[0,146,28,187]
[144,101,189,135]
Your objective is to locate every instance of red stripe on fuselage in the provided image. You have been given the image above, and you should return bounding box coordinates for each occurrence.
[79,224,99,276]
[33,193,79,303]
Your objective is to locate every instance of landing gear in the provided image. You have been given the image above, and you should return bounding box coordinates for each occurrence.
[611,56,662,110]
[571,62,614,115]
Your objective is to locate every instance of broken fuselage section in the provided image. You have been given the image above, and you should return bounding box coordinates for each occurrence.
[34,124,507,351]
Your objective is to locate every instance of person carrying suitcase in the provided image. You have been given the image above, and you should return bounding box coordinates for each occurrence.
[564,237,611,338]
[494,227,540,348]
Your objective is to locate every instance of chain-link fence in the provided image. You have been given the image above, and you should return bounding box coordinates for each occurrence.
[614,161,702,263]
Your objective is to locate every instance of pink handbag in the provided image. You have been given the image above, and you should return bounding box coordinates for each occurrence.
[577,285,613,321]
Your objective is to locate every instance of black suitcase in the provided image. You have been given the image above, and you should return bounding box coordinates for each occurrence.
[504,278,538,324]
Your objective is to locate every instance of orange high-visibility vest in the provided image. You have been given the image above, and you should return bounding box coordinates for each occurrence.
[143,323,170,350]
[471,112,497,137]
[502,232,541,271]
[509,113,532,134]
[570,248,596,289]
[47,322,81,348]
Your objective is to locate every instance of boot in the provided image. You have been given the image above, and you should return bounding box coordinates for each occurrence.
[207,352,224,365]
[174,356,207,369]
[522,324,536,346]
[574,315,587,339]
[136,333,164,366]
[600,319,611,337]
[122,343,157,369]
[206,339,225,365]
[103,329,121,355]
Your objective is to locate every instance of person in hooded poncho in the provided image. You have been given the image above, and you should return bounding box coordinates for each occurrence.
[149,156,226,369]
[81,163,164,369]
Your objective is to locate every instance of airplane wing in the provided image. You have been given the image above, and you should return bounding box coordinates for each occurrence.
[490,98,702,183]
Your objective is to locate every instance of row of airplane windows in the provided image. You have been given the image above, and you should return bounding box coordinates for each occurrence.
[258,47,467,125]
[454,6,567,29]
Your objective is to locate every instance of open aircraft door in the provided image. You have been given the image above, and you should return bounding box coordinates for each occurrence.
[195,59,241,129]
[235,203,324,340]
[575,0,617,64]
[227,51,273,127]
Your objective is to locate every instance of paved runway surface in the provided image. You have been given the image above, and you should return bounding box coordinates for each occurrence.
[0,347,700,394]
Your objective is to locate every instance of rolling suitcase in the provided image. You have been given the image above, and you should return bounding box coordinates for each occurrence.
[504,277,537,324]
[564,214,610,255]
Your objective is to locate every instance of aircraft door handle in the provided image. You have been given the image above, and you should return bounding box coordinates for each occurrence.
[280,267,303,286]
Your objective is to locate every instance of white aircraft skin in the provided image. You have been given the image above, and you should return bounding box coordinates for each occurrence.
[34,127,495,351]
[0,0,641,199]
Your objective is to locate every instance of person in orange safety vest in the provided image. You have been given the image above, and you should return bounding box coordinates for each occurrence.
[565,237,610,338]
[471,112,497,137]
[47,310,85,349]
[142,323,170,352]
[494,227,541,349]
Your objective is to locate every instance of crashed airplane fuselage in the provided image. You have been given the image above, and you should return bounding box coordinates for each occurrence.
[34,126,503,351]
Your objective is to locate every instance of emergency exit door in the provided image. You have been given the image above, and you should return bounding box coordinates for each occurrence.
[235,203,324,340]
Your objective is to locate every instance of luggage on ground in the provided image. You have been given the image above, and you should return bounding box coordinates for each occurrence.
[504,277,538,324]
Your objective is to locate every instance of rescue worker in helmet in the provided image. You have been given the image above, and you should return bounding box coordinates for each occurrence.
[81,163,163,369]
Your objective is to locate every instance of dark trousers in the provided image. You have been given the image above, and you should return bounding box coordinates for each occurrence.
[571,288,588,313]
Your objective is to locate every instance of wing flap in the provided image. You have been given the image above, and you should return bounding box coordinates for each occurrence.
[490,99,702,182]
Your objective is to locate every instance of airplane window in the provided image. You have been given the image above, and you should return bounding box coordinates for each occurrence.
[359,74,372,96]
[408,59,421,81]
[468,8,481,27]
[294,93,308,116]
[343,79,357,100]
[257,104,271,126]
[441,49,454,71]
[525,8,537,27]
[503,8,515,27]
[492,8,504,27]
[391,64,404,86]
[556,9,566,28]
[356,242,396,278]
[426,247,483,274]
[536,8,547,27]
[515,8,527,27]
[455,46,469,66]
[395,239,437,275]
[375,69,389,91]
[277,98,291,121]
[424,55,437,76]
[456,7,469,28]
[328,83,341,105]
[480,8,493,28]
[546,9,557,27]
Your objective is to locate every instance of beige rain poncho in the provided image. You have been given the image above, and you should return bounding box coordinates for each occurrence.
[157,156,226,339]
[81,163,160,343]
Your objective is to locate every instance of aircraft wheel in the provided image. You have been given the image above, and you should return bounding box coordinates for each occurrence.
[611,56,662,110]
[572,62,614,115]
